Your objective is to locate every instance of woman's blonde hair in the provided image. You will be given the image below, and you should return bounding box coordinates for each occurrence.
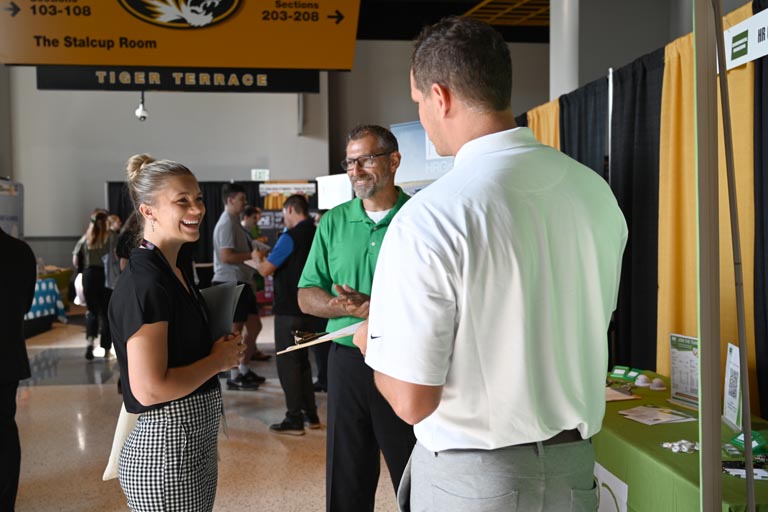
[124,153,194,229]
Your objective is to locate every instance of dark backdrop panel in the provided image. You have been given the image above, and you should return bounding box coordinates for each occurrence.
[108,181,261,265]
[107,182,134,227]
[609,48,664,371]
[559,77,609,179]
[107,181,318,266]
[515,112,528,127]
[753,0,768,415]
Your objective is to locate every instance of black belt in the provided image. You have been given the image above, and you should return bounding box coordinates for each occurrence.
[518,428,583,447]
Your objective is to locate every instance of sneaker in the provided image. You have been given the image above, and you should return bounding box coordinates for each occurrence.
[313,380,327,393]
[269,416,305,436]
[251,350,272,361]
[85,345,94,360]
[93,347,106,358]
[304,412,322,429]
[226,374,260,391]
[241,370,266,385]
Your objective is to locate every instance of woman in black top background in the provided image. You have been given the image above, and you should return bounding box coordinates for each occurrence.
[108,154,243,512]
[72,210,111,360]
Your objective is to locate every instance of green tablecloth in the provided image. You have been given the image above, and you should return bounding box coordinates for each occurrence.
[594,376,768,511]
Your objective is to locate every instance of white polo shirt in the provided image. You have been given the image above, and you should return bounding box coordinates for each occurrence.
[365,128,628,452]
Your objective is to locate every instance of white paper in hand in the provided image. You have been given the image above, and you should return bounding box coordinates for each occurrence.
[277,321,366,355]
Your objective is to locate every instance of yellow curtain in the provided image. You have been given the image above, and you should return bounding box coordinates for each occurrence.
[527,99,560,150]
[656,3,757,409]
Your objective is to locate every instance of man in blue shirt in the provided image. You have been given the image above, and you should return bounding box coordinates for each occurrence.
[251,194,324,435]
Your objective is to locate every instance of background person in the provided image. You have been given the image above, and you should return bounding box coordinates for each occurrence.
[109,154,243,512]
[241,205,268,245]
[73,210,111,360]
[0,227,36,511]
[212,183,268,391]
[251,194,324,435]
[100,213,123,358]
[356,17,628,511]
[241,205,269,357]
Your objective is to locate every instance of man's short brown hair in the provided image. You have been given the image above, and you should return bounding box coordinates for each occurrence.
[412,17,512,112]
[346,125,399,154]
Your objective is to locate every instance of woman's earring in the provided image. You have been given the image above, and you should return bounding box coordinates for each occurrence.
[151,220,155,232]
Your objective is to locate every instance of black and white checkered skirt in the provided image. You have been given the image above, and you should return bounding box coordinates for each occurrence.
[118,385,222,512]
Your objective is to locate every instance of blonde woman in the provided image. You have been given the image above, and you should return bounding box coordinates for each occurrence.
[108,154,243,511]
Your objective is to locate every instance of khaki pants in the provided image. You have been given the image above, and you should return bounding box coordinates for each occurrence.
[399,439,597,512]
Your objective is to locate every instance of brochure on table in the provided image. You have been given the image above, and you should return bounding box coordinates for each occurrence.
[619,405,695,425]
[722,343,742,431]
[669,334,699,409]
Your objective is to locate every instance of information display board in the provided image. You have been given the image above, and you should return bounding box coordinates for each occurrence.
[0,0,360,70]
[0,179,24,238]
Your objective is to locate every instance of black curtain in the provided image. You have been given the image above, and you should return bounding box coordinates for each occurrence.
[559,77,609,179]
[107,180,319,266]
[106,182,134,226]
[754,0,768,415]
[107,181,262,264]
[609,48,665,370]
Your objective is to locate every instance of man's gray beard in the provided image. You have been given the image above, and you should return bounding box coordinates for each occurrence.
[352,173,390,200]
[353,184,375,199]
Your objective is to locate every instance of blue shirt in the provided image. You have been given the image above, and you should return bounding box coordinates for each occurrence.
[267,229,294,268]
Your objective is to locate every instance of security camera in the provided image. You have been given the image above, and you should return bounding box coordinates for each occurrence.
[135,102,148,121]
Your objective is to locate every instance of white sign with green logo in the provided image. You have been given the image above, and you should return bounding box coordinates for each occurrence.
[594,463,628,512]
[724,8,768,71]
[669,334,699,409]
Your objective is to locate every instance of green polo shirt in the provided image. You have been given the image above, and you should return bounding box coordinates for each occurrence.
[298,188,410,347]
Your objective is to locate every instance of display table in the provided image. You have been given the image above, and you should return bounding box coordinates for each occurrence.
[39,267,73,309]
[23,277,67,337]
[594,375,768,511]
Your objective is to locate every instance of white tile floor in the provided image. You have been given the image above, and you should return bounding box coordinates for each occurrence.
[15,313,397,512]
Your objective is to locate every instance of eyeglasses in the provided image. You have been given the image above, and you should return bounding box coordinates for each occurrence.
[340,152,392,171]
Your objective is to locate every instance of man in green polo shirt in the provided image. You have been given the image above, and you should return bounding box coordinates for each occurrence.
[298,125,416,512]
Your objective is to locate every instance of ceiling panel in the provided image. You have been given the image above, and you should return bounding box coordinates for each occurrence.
[356,0,549,42]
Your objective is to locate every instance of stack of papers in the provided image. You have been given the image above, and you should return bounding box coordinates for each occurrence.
[619,405,696,425]
[606,387,641,402]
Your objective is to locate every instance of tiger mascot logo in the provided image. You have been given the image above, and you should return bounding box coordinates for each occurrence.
[119,0,241,28]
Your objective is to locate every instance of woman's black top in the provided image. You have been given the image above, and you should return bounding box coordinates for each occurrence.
[108,246,218,413]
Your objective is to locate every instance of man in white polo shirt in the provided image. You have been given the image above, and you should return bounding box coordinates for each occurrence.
[354,17,628,511]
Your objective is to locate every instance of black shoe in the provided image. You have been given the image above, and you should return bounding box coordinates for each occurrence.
[313,380,327,393]
[226,374,260,391]
[304,412,322,430]
[251,350,272,361]
[241,370,266,384]
[269,416,305,436]
[85,345,94,360]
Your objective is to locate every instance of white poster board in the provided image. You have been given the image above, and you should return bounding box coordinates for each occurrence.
[594,462,628,512]
[722,343,742,431]
[669,334,699,409]
[315,174,353,210]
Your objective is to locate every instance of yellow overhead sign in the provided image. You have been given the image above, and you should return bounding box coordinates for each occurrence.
[0,0,360,70]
